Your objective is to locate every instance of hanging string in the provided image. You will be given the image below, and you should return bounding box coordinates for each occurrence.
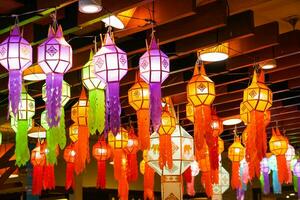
[50,10,58,31]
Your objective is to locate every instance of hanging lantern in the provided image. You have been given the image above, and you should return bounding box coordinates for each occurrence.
[218,137,224,154]
[38,25,72,127]
[124,127,140,182]
[69,124,79,142]
[10,86,35,166]
[82,50,106,135]
[242,70,272,179]
[128,74,150,150]
[0,25,32,117]
[268,155,282,194]
[212,166,230,200]
[92,138,112,189]
[286,144,296,183]
[186,102,194,123]
[269,128,289,184]
[31,143,46,195]
[260,158,270,194]
[139,34,170,132]
[228,137,245,189]
[293,161,300,198]
[211,109,223,137]
[93,31,127,135]
[198,43,229,62]
[64,143,76,190]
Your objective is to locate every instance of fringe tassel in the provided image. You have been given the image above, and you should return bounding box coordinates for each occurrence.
[118,165,128,200]
[15,120,30,167]
[263,171,270,194]
[206,134,219,171]
[65,162,75,190]
[186,176,195,196]
[127,153,138,182]
[75,126,90,174]
[144,163,155,200]
[113,149,126,180]
[231,162,241,189]
[8,70,22,117]
[159,134,173,169]
[149,83,162,132]
[272,169,281,194]
[276,155,289,184]
[88,89,105,135]
[32,165,44,195]
[201,171,212,197]
[107,82,121,135]
[194,105,211,152]
[43,164,55,190]
[137,109,150,150]
[96,160,106,189]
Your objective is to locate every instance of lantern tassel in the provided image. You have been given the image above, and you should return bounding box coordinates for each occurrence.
[32,165,44,196]
[144,163,155,200]
[255,111,267,161]
[118,168,129,200]
[298,177,300,199]
[43,164,55,190]
[287,162,293,184]
[46,129,57,164]
[88,89,105,135]
[107,82,121,135]
[293,175,298,192]
[127,153,138,182]
[113,149,126,180]
[137,109,150,150]
[65,162,75,190]
[187,176,195,196]
[96,160,106,189]
[57,108,66,149]
[8,70,22,117]
[194,105,211,153]
[236,188,245,200]
[46,73,63,127]
[149,83,162,132]
[276,155,289,184]
[263,171,270,194]
[272,170,282,194]
[211,168,219,184]
[201,171,212,197]
[15,120,30,166]
[183,166,192,183]
[75,125,90,174]
[206,134,219,171]
[231,162,242,189]
[159,134,173,169]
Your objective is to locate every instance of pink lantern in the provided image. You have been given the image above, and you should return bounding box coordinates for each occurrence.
[139,34,170,132]
[93,31,127,135]
[38,25,72,127]
[0,25,32,116]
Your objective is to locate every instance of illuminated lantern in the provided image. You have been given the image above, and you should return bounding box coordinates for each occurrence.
[140,160,146,175]
[92,138,111,189]
[260,158,270,194]
[31,143,46,195]
[64,143,76,190]
[268,155,282,194]
[242,70,272,179]
[0,25,32,117]
[293,161,300,198]
[93,31,127,135]
[187,63,216,169]
[38,25,72,127]
[69,124,79,142]
[42,80,71,107]
[186,102,194,123]
[139,34,170,132]
[212,166,230,200]
[228,137,245,189]
[128,74,150,150]
[211,109,223,137]
[82,50,106,135]
[124,127,140,182]
[10,86,35,166]
[218,137,224,154]
[269,128,289,184]
[286,145,296,183]
[23,64,46,81]
[71,89,89,174]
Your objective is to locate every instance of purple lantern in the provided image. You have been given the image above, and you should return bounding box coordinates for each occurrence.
[93,32,127,135]
[139,35,169,132]
[0,25,32,116]
[38,25,72,127]
[260,158,270,194]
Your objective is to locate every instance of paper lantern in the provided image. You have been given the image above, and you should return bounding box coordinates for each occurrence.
[267,155,282,194]
[10,87,35,167]
[212,166,230,199]
[228,137,245,189]
[38,25,72,127]
[64,143,76,190]
[269,128,289,184]
[31,143,46,195]
[82,50,106,135]
[260,158,270,194]
[93,32,127,135]
[186,102,194,123]
[293,161,300,198]
[0,25,32,117]
[128,74,150,150]
[69,124,79,142]
[71,89,88,126]
[211,109,223,137]
[139,34,169,132]
[140,160,146,175]
[198,43,228,62]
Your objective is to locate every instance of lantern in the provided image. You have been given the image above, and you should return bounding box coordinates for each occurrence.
[128,74,150,150]
[38,25,72,127]
[42,80,71,107]
[139,34,170,132]
[211,109,223,137]
[71,89,89,174]
[260,158,270,194]
[10,86,35,167]
[293,161,300,198]
[198,43,228,62]
[242,70,272,179]
[82,50,106,135]
[187,63,216,169]
[0,25,32,117]
[286,144,296,184]
[92,139,111,189]
[124,127,140,182]
[140,160,146,175]
[31,143,46,195]
[69,124,79,142]
[228,137,245,189]
[186,102,194,123]
[218,137,224,154]
[141,150,155,200]
[64,143,76,190]
[269,128,289,184]
[268,155,282,194]
[93,31,127,135]
[212,166,230,200]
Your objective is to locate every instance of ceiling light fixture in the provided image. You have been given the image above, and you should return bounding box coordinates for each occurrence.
[260,59,277,70]
[23,65,46,81]
[28,126,46,139]
[79,0,102,14]
[198,43,229,62]
[222,116,242,126]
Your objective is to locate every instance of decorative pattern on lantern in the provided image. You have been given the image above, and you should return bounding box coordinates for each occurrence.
[128,74,150,150]
[69,124,79,142]
[139,34,170,132]
[186,103,194,123]
[82,50,106,135]
[0,25,32,117]
[64,143,76,190]
[93,31,127,135]
[228,137,245,189]
[38,25,72,127]
[10,87,35,167]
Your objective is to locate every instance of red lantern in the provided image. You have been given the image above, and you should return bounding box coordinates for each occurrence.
[31,142,46,195]
[64,143,76,190]
[92,138,111,189]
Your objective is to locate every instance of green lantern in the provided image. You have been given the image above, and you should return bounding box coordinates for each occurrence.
[10,87,35,167]
[82,50,106,135]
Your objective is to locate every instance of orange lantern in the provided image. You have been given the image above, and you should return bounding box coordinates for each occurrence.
[186,102,194,123]
[31,143,46,195]
[218,137,224,154]
[228,137,245,189]
[211,109,223,137]
[128,74,150,150]
[64,143,76,190]
[71,89,89,174]
[93,138,112,189]
[269,128,289,184]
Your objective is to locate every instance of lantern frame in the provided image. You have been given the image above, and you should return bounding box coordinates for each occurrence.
[92,140,112,161]
[69,124,79,142]
[108,127,128,149]
[128,79,149,111]
[228,137,245,162]
[269,135,288,155]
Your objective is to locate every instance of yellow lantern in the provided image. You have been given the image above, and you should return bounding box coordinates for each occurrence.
[140,160,146,175]
[108,127,129,149]
[158,107,176,136]
[69,124,79,142]
[71,89,88,126]
[186,102,194,123]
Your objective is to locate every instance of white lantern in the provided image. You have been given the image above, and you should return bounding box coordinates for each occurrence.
[212,166,230,196]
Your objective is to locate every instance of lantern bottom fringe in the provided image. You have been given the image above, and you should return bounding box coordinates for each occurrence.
[194,105,211,152]
[65,163,75,190]
[276,155,289,184]
[149,83,162,132]
[96,160,106,189]
[75,126,90,174]
[8,70,22,117]
[231,162,242,189]
[113,149,126,180]
[144,163,155,200]
[137,109,150,150]
[32,165,44,196]
[287,165,293,184]
[127,153,138,182]
[186,176,195,196]
[159,134,173,169]
[15,120,30,167]
[206,134,219,171]
[43,165,55,190]
[263,172,270,194]
[201,171,212,197]
[297,177,300,198]
[88,89,105,135]
[118,168,128,200]
[107,82,121,135]
[272,170,282,194]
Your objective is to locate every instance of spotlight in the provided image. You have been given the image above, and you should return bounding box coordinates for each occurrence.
[198,43,229,62]
[101,15,125,29]
[79,0,102,14]
[260,59,277,70]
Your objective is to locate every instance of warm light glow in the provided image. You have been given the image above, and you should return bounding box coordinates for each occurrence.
[70,150,76,157]
[290,193,295,196]
[198,43,229,62]
[222,118,242,126]
[260,59,276,70]
[97,148,107,155]
[9,174,18,178]
[79,0,102,14]
[101,15,125,29]
[28,131,46,139]
[127,139,134,147]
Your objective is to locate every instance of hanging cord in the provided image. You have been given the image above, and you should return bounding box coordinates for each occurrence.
[94,36,97,52]
[50,9,58,31]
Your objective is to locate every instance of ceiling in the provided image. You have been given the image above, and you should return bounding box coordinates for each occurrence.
[0,0,299,151]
